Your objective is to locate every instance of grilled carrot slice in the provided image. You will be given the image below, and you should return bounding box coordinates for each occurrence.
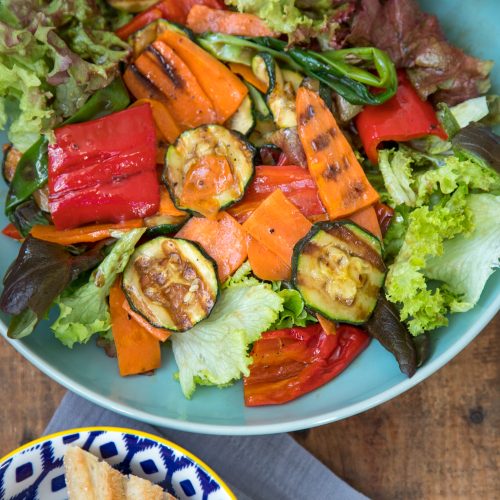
[30,220,144,245]
[158,30,248,123]
[296,87,379,219]
[229,63,268,94]
[134,41,217,128]
[130,98,181,144]
[110,280,162,377]
[176,212,247,282]
[348,205,382,240]
[187,5,275,37]
[242,189,311,267]
[247,236,291,281]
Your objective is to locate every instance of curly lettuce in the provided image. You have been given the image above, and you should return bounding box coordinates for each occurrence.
[51,229,145,348]
[171,280,283,398]
[0,0,130,151]
[425,194,500,311]
[385,187,473,335]
[225,0,332,41]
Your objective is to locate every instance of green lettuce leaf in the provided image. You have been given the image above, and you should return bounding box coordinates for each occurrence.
[415,156,500,205]
[225,0,331,40]
[51,229,145,348]
[378,149,417,207]
[377,147,500,208]
[171,282,283,398]
[425,194,500,311]
[271,287,317,329]
[385,187,473,335]
[0,0,129,151]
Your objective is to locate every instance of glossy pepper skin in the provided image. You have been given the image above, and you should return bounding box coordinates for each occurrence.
[48,104,159,230]
[116,0,225,40]
[356,71,448,164]
[244,324,370,406]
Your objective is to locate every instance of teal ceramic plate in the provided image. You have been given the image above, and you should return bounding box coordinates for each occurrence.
[0,0,498,435]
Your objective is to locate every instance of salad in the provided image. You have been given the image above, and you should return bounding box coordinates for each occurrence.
[0,0,498,406]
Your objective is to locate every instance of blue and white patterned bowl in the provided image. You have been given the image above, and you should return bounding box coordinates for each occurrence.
[0,427,235,500]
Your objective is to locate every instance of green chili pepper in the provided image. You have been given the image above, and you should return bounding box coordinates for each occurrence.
[62,77,130,125]
[4,77,130,217]
[5,136,48,216]
[197,34,398,106]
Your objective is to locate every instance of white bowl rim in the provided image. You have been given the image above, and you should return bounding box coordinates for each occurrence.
[1,289,498,435]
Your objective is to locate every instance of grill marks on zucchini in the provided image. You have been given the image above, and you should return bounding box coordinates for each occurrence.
[164,125,255,218]
[123,237,218,331]
[292,221,386,324]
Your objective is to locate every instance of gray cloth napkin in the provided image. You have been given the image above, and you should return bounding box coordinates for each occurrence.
[45,392,367,500]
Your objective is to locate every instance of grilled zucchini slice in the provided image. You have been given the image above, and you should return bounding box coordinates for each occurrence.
[129,19,193,59]
[164,124,255,218]
[123,237,218,331]
[252,53,297,128]
[292,221,386,324]
[226,95,255,136]
[144,213,190,236]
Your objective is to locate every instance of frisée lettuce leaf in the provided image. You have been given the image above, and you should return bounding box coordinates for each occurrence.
[425,194,500,311]
[171,280,283,399]
[385,187,473,335]
[51,228,145,348]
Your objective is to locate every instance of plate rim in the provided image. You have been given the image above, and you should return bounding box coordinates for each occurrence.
[1,288,498,435]
[0,425,236,499]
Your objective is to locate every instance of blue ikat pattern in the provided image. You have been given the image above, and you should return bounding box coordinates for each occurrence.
[0,430,232,500]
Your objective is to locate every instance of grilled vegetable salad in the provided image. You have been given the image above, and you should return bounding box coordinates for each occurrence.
[1,0,499,405]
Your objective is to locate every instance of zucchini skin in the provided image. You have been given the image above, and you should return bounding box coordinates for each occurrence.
[226,95,256,136]
[122,237,219,332]
[163,124,256,217]
[292,220,386,325]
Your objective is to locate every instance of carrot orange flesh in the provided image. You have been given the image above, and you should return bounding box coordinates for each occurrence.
[296,87,379,219]
[242,189,312,268]
[122,298,172,342]
[109,280,161,377]
[130,98,181,145]
[316,314,337,335]
[30,220,144,245]
[229,63,268,94]
[158,185,188,217]
[134,42,217,129]
[348,205,382,240]
[247,236,291,281]
[176,212,247,282]
[187,5,275,37]
[158,30,248,123]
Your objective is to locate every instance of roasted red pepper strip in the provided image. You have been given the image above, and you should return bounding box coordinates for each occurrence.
[2,223,22,241]
[48,104,159,230]
[244,324,370,406]
[116,0,225,40]
[356,71,448,164]
[228,165,326,223]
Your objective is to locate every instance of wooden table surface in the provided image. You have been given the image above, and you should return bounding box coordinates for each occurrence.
[0,316,498,499]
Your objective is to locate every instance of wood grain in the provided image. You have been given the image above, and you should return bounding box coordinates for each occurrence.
[0,316,498,499]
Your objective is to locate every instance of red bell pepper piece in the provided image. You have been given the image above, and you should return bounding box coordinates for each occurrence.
[228,165,326,223]
[356,71,448,164]
[2,223,22,240]
[116,0,225,40]
[244,324,370,406]
[48,104,159,230]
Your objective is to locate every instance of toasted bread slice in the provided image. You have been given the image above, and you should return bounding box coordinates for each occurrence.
[64,447,176,500]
